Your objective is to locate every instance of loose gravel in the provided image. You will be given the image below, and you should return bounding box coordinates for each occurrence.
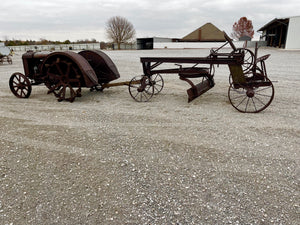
[0,48,299,224]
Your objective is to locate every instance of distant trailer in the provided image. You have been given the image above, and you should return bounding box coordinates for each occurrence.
[0,45,12,64]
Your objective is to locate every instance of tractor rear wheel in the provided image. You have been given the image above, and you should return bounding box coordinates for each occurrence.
[44,56,82,102]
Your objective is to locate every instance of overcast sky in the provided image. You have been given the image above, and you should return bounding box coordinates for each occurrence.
[1,0,299,41]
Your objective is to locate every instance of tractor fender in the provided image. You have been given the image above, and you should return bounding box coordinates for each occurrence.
[41,51,98,87]
[79,50,120,84]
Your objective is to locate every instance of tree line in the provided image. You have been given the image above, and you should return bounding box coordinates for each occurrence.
[1,38,98,46]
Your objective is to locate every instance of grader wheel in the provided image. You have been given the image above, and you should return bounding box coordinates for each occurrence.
[9,72,32,98]
[151,73,164,94]
[44,56,82,102]
[232,48,255,73]
[129,75,154,102]
[228,78,274,113]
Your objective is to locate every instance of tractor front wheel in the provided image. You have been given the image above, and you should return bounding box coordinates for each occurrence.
[9,72,32,98]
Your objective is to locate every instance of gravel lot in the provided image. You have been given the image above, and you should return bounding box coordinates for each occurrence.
[0,48,299,224]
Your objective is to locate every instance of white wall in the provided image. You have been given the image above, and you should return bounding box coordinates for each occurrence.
[286,16,300,50]
[154,41,246,49]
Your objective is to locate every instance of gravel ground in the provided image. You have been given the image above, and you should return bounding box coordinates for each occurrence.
[0,48,299,224]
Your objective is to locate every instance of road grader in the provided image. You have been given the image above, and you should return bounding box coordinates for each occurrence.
[9,32,274,113]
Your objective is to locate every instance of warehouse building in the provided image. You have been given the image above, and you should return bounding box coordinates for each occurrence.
[137,23,225,49]
[137,37,175,50]
[258,16,300,49]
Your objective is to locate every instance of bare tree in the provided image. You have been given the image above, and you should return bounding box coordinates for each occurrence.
[231,17,254,40]
[106,16,136,50]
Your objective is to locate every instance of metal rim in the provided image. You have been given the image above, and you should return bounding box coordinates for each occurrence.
[128,75,154,102]
[9,72,32,98]
[151,73,164,95]
[232,48,255,73]
[228,78,274,113]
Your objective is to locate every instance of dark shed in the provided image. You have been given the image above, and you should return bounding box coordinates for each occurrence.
[258,18,289,48]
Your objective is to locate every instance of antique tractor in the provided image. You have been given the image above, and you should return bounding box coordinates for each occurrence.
[9,50,137,102]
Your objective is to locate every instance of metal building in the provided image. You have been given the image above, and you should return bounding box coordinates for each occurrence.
[137,37,173,50]
[258,16,300,49]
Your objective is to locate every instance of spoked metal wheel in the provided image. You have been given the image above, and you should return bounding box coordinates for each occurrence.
[228,78,274,113]
[129,75,154,102]
[44,57,82,102]
[231,48,255,73]
[9,72,32,98]
[241,49,255,73]
[242,49,255,72]
[151,73,164,94]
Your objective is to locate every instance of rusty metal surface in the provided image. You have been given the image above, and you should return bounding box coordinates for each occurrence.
[22,51,49,59]
[79,50,120,84]
[21,51,47,81]
[140,31,243,76]
[9,31,274,111]
[137,32,274,112]
[186,78,212,102]
[41,51,98,87]
[14,50,126,102]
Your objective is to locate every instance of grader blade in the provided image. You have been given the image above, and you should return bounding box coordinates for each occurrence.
[187,79,213,102]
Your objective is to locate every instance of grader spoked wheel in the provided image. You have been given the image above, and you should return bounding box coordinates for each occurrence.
[129,75,154,102]
[228,78,274,113]
[151,73,164,94]
[241,49,255,73]
[232,48,255,73]
[9,72,32,98]
[44,57,82,102]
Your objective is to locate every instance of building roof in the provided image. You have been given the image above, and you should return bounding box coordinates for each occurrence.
[257,17,290,32]
[182,23,226,41]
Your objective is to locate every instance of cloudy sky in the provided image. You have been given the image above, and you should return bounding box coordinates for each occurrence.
[1,0,299,41]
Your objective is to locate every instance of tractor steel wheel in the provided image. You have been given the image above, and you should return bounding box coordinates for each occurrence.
[228,78,274,113]
[9,72,32,98]
[44,57,82,102]
[129,75,154,102]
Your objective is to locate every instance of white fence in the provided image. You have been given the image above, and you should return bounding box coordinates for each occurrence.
[9,43,101,52]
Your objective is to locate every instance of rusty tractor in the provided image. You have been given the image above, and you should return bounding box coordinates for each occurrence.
[9,50,139,102]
